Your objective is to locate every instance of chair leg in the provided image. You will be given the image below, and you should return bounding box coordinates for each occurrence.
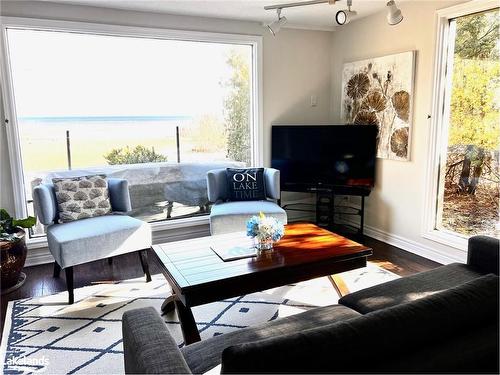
[107,257,113,265]
[65,267,74,304]
[53,262,61,278]
[138,250,152,282]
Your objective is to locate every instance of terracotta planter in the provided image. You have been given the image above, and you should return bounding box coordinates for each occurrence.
[1,229,28,292]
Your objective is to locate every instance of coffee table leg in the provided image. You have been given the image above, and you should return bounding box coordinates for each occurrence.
[161,294,177,314]
[328,275,350,298]
[174,299,201,345]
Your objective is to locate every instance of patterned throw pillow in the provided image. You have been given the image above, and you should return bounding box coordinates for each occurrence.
[52,175,112,223]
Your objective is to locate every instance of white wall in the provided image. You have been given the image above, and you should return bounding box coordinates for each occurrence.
[330,0,468,263]
[0,1,332,219]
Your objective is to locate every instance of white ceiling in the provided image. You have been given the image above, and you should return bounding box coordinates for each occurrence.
[39,0,396,31]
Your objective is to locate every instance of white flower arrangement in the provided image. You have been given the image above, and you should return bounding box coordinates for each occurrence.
[246,212,285,246]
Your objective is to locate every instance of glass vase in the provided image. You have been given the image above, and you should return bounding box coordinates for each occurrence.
[255,237,274,251]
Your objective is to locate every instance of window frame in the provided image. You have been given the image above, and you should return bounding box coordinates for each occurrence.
[0,16,264,243]
[422,0,499,250]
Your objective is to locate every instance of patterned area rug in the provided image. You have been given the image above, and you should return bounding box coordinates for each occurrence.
[1,263,398,374]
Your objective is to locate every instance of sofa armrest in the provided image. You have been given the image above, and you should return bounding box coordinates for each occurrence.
[207,169,227,203]
[122,307,192,374]
[108,178,132,213]
[467,235,499,275]
[264,168,281,200]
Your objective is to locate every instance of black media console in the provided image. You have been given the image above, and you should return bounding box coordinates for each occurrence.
[282,186,371,239]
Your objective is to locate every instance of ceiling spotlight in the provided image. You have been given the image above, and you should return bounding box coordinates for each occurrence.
[267,8,287,36]
[335,0,357,26]
[386,0,403,25]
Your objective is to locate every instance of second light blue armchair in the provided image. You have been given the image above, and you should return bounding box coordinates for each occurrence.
[33,178,152,304]
[206,168,287,235]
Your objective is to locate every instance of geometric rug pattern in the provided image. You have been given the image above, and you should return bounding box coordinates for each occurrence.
[1,263,398,374]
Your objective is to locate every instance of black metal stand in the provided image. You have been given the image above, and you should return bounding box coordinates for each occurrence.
[283,186,370,240]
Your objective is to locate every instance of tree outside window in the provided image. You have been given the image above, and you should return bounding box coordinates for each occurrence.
[438,8,500,237]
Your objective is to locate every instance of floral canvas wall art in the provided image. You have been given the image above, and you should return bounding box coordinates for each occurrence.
[341,51,415,161]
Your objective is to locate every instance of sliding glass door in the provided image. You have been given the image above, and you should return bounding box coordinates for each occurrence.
[435,8,499,238]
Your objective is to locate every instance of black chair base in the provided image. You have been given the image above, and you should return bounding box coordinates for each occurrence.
[52,249,152,305]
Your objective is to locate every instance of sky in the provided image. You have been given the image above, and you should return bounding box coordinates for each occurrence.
[7,28,252,118]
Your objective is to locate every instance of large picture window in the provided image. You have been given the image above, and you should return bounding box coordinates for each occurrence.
[1,20,261,237]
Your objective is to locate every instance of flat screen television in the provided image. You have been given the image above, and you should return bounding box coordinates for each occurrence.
[271,125,377,193]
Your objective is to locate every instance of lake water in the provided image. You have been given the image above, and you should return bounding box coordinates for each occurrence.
[17,115,230,173]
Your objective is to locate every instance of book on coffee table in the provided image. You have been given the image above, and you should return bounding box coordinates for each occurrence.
[211,245,257,261]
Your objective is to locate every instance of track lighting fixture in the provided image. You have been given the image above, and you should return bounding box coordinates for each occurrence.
[263,0,404,33]
[335,0,356,25]
[267,8,288,36]
[386,0,403,26]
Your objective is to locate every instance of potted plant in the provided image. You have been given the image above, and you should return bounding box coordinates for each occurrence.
[1,209,36,293]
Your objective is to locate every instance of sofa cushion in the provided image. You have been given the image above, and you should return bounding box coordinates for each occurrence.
[181,304,360,374]
[339,263,482,313]
[47,215,151,268]
[220,274,499,373]
[209,201,287,235]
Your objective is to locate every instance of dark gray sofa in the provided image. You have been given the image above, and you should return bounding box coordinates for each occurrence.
[122,236,499,373]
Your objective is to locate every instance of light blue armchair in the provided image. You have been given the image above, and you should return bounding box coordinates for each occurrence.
[33,178,152,304]
[207,168,287,235]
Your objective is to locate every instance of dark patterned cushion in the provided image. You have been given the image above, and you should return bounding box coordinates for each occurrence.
[226,168,266,201]
[52,175,112,223]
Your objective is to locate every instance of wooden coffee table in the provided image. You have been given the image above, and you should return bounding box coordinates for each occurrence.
[152,222,372,344]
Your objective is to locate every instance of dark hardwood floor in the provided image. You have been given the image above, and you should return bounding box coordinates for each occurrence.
[0,236,440,342]
[363,236,441,277]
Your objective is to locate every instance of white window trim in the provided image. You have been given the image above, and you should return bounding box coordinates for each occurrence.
[0,16,263,245]
[422,0,499,251]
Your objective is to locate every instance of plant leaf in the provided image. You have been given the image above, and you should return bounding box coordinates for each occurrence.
[0,208,12,221]
[12,216,36,229]
[0,217,14,233]
[0,232,18,242]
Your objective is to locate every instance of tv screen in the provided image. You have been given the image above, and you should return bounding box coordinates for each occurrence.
[271,125,377,192]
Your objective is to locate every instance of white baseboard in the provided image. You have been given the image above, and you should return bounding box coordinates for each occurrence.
[25,224,211,267]
[332,213,466,265]
[25,247,56,267]
[362,223,466,265]
[25,218,465,268]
